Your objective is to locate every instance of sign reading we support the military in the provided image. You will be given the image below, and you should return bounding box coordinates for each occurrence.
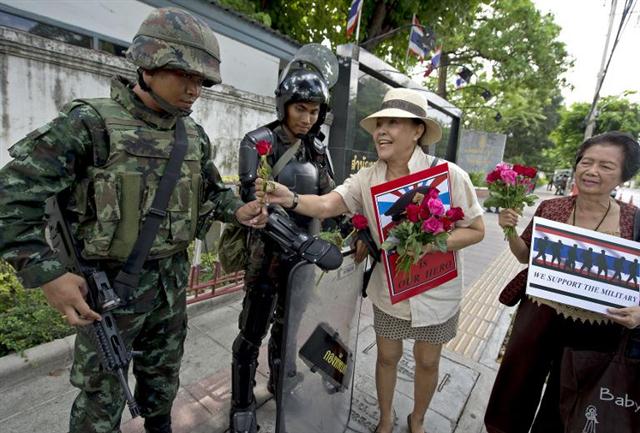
[526,217,640,314]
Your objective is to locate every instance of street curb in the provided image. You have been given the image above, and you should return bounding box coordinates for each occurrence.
[0,290,244,391]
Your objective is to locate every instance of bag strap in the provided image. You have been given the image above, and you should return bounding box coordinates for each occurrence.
[633,208,640,242]
[272,140,301,178]
[430,156,441,168]
[113,117,190,302]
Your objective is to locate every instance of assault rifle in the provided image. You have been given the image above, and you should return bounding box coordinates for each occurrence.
[44,195,140,418]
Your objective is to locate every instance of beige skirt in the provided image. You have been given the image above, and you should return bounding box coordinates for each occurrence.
[372,304,459,343]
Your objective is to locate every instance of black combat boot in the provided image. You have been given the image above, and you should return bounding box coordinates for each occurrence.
[144,413,172,433]
[230,400,258,433]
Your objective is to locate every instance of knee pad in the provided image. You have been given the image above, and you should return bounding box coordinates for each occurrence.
[232,334,261,361]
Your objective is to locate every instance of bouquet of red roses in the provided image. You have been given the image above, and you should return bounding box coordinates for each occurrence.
[484,162,538,238]
[381,188,464,275]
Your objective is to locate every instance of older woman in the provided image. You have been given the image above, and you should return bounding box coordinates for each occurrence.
[258,88,484,433]
[485,131,640,433]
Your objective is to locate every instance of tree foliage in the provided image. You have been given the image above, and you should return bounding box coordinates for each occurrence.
[545,96,640,169]
[218,0,571,168]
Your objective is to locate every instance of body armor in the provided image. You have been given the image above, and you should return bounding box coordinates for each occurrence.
[64,98,204,262]
[239,124,332,229]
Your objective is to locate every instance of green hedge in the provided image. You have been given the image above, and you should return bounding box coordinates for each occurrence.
[468,171,487,187]
[0,261,73,357]
[0,241,223,357]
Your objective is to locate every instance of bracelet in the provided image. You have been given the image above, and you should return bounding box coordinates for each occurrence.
[288,192,299,210]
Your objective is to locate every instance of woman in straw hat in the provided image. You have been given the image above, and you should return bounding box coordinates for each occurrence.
[257,87,485,433]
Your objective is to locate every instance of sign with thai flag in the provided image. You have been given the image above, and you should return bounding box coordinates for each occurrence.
[370,163,457,304]
[526,217,640,314]
[346,0,363,38]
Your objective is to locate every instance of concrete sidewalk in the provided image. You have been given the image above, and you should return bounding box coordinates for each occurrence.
[0,190,548,433]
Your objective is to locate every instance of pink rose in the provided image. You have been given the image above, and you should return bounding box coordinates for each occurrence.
[500,169,517,185]
[496,162,511,172]
[422,217,445,234]
[428,188,440,199]
[519,178,534,192]
[427,197,445,216]
[405,204,420,223]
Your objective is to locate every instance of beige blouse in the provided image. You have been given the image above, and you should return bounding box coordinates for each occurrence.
[334,147,484,327]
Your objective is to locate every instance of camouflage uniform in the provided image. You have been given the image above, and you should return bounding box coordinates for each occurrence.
[0,8,241,433]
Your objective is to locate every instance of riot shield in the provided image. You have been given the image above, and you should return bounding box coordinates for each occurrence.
[276,254,364,433]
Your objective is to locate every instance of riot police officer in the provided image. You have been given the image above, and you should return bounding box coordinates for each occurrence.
[230,45,339,433]
[0,8,266,433]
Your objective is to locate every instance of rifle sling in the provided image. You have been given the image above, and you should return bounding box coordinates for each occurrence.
[113,117,189,303]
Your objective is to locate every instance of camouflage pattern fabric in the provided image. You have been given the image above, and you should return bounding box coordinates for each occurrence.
[69,257,188,433]
[0,76,243,431]
[126,7,221,87]
[0,76,241,289]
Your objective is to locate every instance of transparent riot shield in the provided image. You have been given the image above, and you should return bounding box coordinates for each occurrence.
[276,254,364,433]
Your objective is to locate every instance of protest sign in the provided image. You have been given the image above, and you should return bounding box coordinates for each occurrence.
[526,217,640,314]
[370,163,457,304]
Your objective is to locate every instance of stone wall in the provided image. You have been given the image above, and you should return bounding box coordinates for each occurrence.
[0,26,276,179]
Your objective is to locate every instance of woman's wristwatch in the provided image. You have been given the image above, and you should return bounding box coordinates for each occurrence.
[286,191,299,210]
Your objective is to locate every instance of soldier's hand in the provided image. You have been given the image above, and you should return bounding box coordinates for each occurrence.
[606,306,640,329]
[354,239,368,264]
[41,272,101,326]
[498,208,521,230]
[255,179,293,206]
[236,200,268,228]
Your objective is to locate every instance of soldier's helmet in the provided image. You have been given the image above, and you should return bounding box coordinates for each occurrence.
[126,7,221,87]
[275,44,339,132]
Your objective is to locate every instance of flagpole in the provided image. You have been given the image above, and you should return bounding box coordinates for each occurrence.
[355,0,363,43]
[404,13,414,68]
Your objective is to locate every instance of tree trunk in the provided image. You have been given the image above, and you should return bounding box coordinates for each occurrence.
[362,0,388,51]
[437,51,448,99]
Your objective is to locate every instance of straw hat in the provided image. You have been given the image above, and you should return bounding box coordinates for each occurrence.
[359,88,442,147]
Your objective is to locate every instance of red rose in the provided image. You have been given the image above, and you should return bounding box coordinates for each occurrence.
[406,204,420,223]
[441,216,453,231]
[486,169,501,184]
[351,213,368,230]
[255,140,272,156]
[525,166,538,178]
[445,206,464,222]
[513,164,538,179]
[419,206,430,220]
[428,188,440,199]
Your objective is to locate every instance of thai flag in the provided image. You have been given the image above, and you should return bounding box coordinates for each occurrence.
[430,47,441,68]
[424,46,441,77]
[346,0,363,38]
[408,14,427,58]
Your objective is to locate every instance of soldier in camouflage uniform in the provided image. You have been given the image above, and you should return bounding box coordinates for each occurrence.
[230,45,338,433]
[0,8,267,433]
